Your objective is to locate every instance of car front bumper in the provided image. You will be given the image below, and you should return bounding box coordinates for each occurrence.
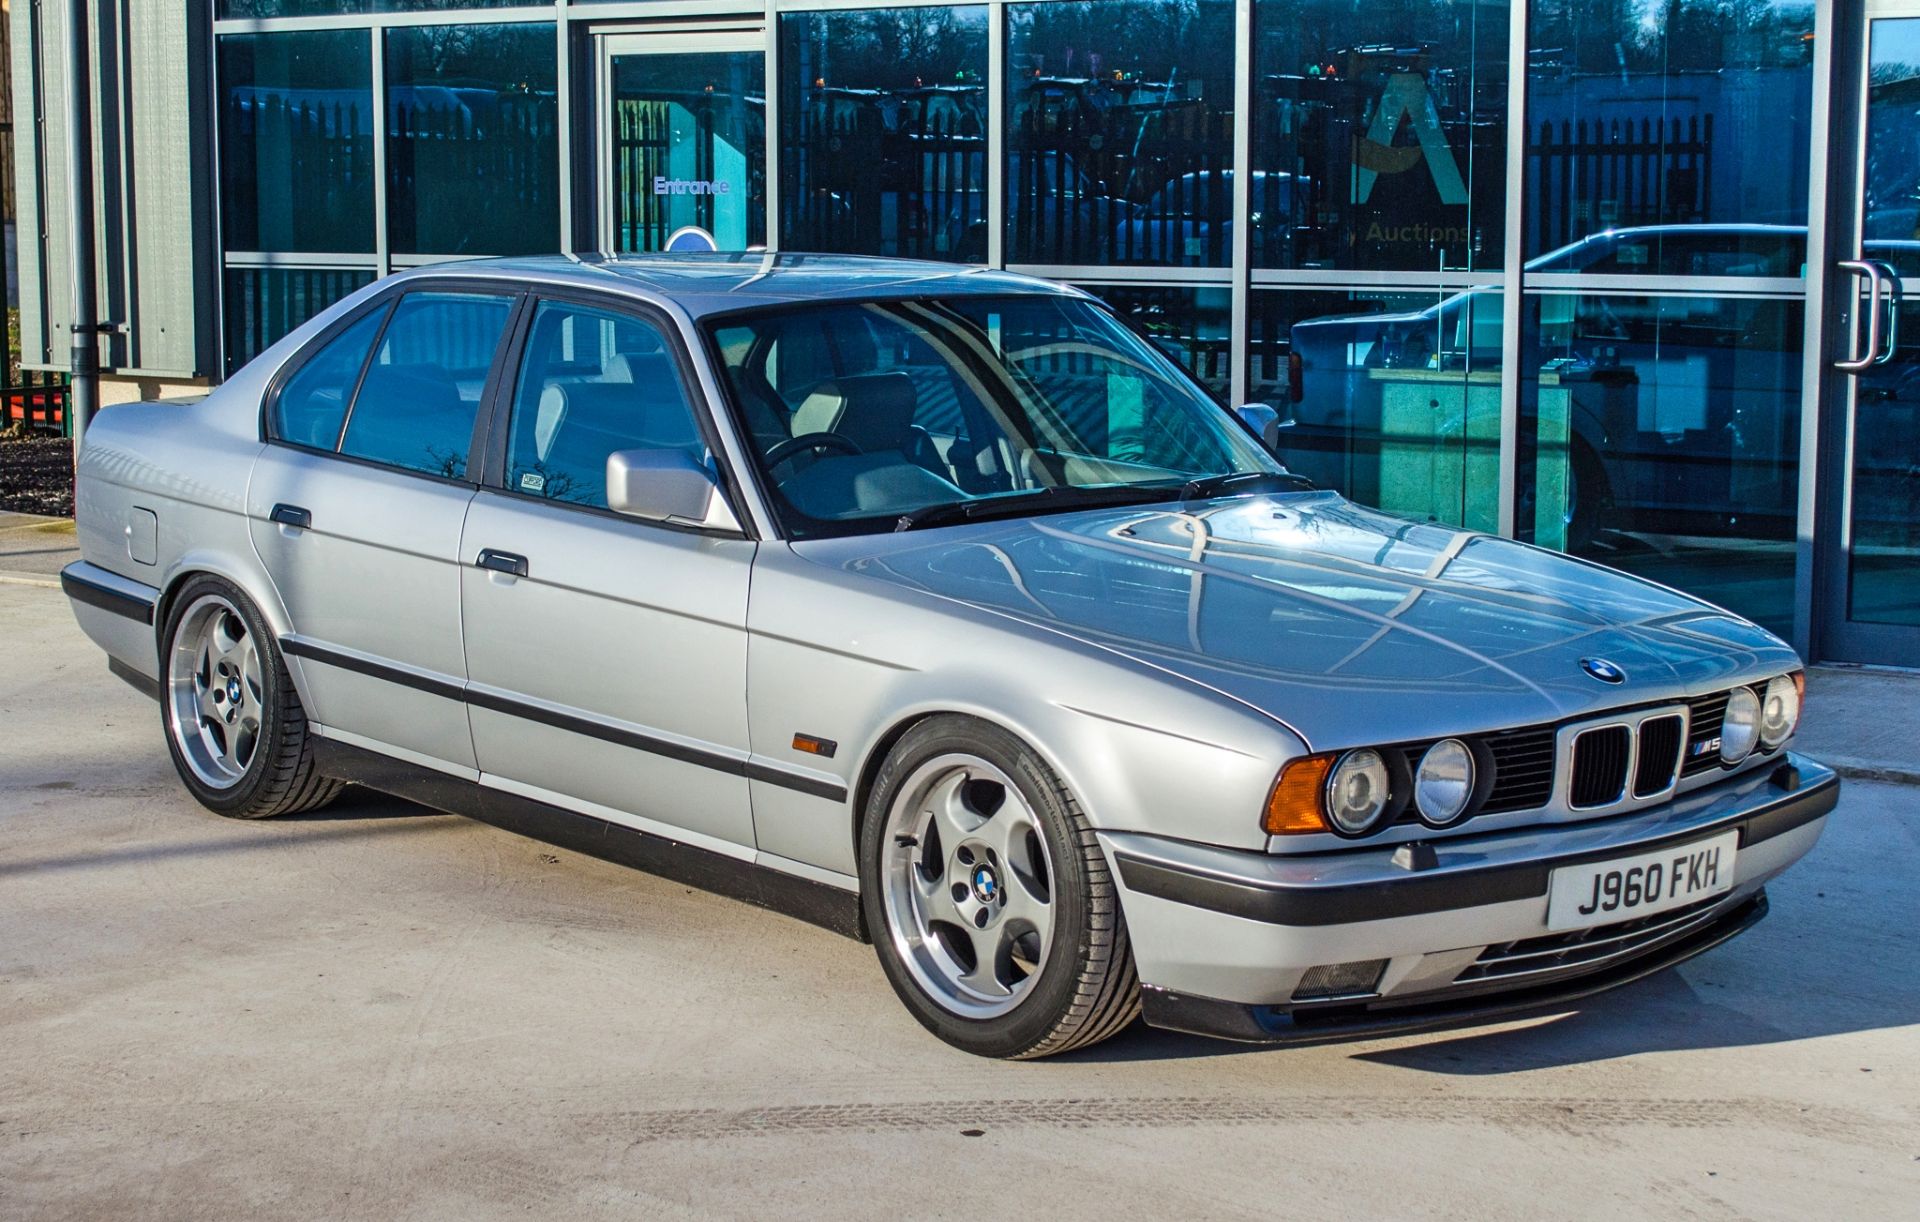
[1101,753,1837,1044]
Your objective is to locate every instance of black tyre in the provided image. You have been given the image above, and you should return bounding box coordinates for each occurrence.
[158,574,342,819]
[860,715,1140,1059]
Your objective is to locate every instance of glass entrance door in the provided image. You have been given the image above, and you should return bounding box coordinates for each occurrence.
[1821,8,1920,665]
[595,32,767,253]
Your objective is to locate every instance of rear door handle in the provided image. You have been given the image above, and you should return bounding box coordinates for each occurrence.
[475,548,529,579]
[270,503,311,529]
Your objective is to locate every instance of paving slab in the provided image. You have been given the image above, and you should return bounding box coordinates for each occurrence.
[1798,666,1920,784]
[1,580,1915,1220]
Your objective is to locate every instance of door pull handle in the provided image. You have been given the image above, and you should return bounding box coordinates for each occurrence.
[270,503,312,530]
[475,548,529,579]
[1836,261,1882,372]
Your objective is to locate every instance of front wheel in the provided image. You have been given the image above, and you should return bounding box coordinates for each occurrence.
[159,574,342,819]
[860,716,1140,1058]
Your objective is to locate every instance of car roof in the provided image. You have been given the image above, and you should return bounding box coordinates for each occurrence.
[390,252,1082,318]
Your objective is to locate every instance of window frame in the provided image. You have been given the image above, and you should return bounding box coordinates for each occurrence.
[260,276,529,489]
[474,285,755,540]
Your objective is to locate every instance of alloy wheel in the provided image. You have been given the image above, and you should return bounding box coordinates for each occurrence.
[165,594,265,789]
[880,753,1056,1019]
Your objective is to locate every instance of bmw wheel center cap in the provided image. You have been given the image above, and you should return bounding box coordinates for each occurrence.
[970,863,999,904]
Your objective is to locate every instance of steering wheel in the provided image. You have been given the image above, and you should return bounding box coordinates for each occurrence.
[765,432,863,470]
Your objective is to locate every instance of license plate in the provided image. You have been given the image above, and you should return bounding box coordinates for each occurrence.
[1545,831,1738,932]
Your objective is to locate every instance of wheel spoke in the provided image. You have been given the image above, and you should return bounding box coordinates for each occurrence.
[924,769,983,848]
[220,719,248,773]
[910,855,963,928]
[197,685,224,727]
[240,639,264,710]
[1000,867,1052,947]
[955,924,1012,999]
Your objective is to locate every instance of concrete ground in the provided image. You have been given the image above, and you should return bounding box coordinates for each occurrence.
[1,581,1916,1221]
[0,514,77,580]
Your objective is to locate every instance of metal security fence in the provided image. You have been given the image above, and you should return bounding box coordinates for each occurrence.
[1529,115,1715,253]
[783,86,988,261]
[1009,79,1233,267]
[386,92,559,257]
[219,91,374,252]
[222,266,377,374]
[2,371,72,436]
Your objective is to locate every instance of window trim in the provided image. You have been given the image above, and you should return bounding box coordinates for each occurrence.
[476,285,756,540]
[259,276,528,489]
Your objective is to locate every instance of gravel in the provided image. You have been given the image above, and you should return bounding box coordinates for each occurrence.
[0,433,75,517]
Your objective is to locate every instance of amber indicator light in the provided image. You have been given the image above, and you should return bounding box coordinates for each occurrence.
[792,733,838,759]
[1264,754,1334,834]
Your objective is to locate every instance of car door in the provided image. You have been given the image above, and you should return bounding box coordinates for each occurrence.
[248,286,520,771]
[458,294,758,851]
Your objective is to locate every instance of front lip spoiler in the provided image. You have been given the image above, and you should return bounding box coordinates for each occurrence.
[1111,760,1836,927]
[1140,890,1770,1046]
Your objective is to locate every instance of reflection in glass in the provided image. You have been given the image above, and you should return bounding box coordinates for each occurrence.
[780,7,988,260]
[223,266,377,375]
[219,1,530,14]
[384,24,558,257]
[707,295,1278,538]
[1006,0,1235,266]
[1248,286,1503,532]
[217,31,375,254]
[611,51,766,252]
[341,292,515,478]
[1251,1,1509,272]
[1527,0,1815,258]
[1077,285,1232,397]
[1848,20,1920,626]
[1519,292,1804,635]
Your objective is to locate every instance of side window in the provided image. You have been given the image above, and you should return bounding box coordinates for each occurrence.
[504,301,706,510]
[338,291,514,478]
[271,306,387,450]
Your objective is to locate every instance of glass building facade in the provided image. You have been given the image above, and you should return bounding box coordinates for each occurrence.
[180,0,1912,660]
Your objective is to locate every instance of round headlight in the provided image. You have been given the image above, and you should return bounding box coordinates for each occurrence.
[1760,674,1800,749]
[1325,749,1391,835]
[1720,686,1761,764]
[1415,739,1475,825]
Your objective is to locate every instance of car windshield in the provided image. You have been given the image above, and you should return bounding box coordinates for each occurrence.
[707,294,1285,538]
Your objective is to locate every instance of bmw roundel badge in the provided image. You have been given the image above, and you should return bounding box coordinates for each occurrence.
[1580,657,1627,684]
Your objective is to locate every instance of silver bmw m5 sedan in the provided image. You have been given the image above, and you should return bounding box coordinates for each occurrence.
[61,254,1837,1058]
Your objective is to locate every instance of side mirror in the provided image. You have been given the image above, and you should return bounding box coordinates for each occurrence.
[605,450,741,532]
[1234,402,1295,451]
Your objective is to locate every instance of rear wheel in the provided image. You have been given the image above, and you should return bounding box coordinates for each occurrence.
[860,716,1140,1058]
[160,575,342,819]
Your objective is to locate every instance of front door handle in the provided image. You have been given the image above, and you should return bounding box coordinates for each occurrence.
[1866,259,1902,365]
[475,548,529,579]
[270,503,311,529]
[1836,260,1886,372]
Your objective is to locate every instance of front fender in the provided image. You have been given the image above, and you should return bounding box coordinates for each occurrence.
[744,546,1303,878]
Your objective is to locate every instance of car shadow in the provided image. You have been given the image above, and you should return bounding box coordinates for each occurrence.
[276,786,442,822]
[1052,894,1920,1069]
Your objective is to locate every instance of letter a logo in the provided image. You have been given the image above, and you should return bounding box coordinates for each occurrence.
[1352,73,1468,206]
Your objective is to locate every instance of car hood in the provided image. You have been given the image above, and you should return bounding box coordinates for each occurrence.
[789,492,1799,750]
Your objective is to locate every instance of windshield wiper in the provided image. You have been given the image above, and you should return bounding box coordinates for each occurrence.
[894,484,1181,532]
[1178,470,1317,500]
